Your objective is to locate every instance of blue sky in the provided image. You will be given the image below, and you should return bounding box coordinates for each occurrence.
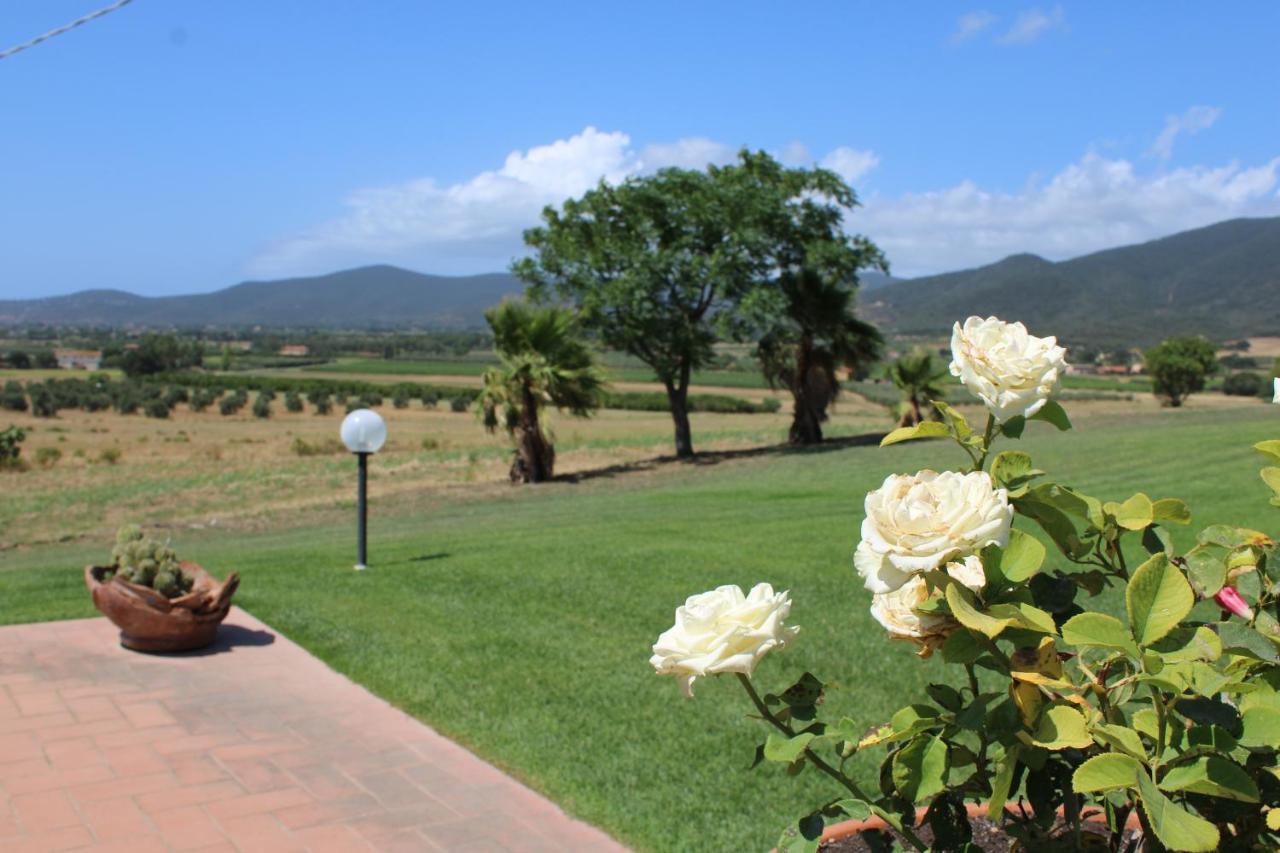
[3,1,1279,298]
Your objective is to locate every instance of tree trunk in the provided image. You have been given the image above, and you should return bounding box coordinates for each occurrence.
[663,367,694,459]
[512,383,554,483]
[788,338,823,445]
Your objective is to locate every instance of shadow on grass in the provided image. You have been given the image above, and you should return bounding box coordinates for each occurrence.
[408,552,451,563]
[554,430,889,484]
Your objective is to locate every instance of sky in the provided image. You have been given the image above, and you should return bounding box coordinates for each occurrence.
[3,1,1279,298]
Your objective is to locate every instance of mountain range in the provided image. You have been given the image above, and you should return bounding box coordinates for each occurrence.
[3,217,1278,344]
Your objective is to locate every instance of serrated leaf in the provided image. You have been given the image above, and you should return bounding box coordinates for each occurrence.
[933,400,973,440]
[1092,724,1147,759]
[835,799,872,821]
[1030,400,1071,431]
[1031,703,1092,750]
[1001,528,1047,582]
[1151,498,1192,525]
[1151,626,1222,664]
[1126,553,1193,646]
[1136,772,1220,852]
[1198,524,1273,549]
[1132,708,1159,741]
[1073,752,1141,793]
[880,421,951,447]
[892,734,948,801]
[990,450,1043,496]
[1114,493,1155,531]
[946,584,1014,639]
[1216,622,1280,664]
[1184,548,1227,598]
[1062,612,1138,656]
[764,731,815,763]
[1160,756,1259,802]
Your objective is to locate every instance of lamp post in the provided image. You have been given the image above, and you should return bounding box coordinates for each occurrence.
[340,409,386,570]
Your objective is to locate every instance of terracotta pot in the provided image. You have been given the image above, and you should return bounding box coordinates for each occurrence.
[816,802,1143,850]
[85,561,240,652]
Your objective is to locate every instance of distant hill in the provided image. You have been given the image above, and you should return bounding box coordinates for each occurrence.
[864,217,1280,345]
[0,266,523,329]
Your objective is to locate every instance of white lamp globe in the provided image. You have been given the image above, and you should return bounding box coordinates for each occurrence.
[340,409,387,454]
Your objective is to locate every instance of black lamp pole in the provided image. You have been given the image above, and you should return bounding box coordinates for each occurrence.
[356,451,369,569]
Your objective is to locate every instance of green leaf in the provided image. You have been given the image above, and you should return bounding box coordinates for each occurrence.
[1262,467,1280,498]
[1000,415,1026,438]
[880,421,951,447]
[1151,626,1222,664]
[989,450,1043,497]
[834,799,872,821]
[946,584,1014,639]
[1198,524,1271,549]
[1254,439,1280,464]
[1092,724,1147,759]
[1062,612,1139,656]
[764,731,815,763]
[1240,706,1280,749]
[1184,548,1227,598]
[1142,525,1174,556]
[1216,622,1280,664]
[1160,756,1259,802]
[1151,498,1192,525]
[1132,708,1159,741]
[1072,752,1141,793]
[777,813,824,853]
[1112,493,1154,531]
[988,602,1058,635]
[1001,529,1047,582]
[933,400,974,440]
[1015,493,1090,559]
[988,745,1019,816]
[1126,553,1194,646]
[892,734,949,801]
[1029,400,1071,431]
[1030,704,1092,750]
[1136,772,1220,852]
[940,629,984,664]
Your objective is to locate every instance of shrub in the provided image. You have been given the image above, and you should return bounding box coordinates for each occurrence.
[82,393,112,412]
[290,436,345,456]
[144,399,171,419]
[251,394,271,418]
[1,381,28,413]
[392,390,410,409]
[29,387,58,418]
[284,390,304,413]
[308,391,332,415]
[1223,371,1263,397]
[34,446,62,468]
[450,396,469,413]
[189,388,219,412]
[1146,335,1218,407]
[97,447,121,465]
[219,391,247,416]
[422,391,439,409]
[0,425,27,470]
[422,436,440,450]
[162,386,189,408]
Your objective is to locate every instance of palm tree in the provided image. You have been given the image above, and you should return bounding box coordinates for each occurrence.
[888,349,948,427]
[757,268,883,445]
[478,301,606,483]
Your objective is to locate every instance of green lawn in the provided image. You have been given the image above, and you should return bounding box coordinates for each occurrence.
[2,405,1277,851]
[303,357,773,389]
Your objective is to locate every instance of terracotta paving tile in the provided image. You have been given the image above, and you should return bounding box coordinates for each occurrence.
[150,805,230,850]
[0,610,627,852]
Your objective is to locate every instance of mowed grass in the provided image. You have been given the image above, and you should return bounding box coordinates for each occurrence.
[2,404,1277,851]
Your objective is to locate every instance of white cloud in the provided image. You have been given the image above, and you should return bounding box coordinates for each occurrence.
[950,11,997,44]
[250,126,1280,284]
[820,147,880,183]
[855,152,1280,277]
[997,5,1065,44]
[1149,105,1222,161]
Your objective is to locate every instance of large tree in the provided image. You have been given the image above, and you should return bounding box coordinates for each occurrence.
[1145,335,1218,407]
[888,349,948,427]
[478,301,606,483]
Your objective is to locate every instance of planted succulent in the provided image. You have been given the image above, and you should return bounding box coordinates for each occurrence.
[110,524,194,599]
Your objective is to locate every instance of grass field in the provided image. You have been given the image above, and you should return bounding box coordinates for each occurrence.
[2,401,1276,852]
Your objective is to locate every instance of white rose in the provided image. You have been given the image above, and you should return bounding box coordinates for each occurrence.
[945,555,986,592]
[650,583,799,697]
[949,316,1067,423]
[869,575,957,657]
[855,470,1012,594]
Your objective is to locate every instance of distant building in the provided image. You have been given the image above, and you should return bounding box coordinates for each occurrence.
[55,349,103,370]
[225,341,253,352]
[278,344,310,357]
[1066,363,1101,376]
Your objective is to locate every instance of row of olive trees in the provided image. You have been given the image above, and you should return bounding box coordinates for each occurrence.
[506,150,886,463]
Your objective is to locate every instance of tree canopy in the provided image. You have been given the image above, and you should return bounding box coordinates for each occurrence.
[1145,336,1218,407]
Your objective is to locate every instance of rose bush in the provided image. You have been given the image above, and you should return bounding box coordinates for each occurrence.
[652,315,1280,852]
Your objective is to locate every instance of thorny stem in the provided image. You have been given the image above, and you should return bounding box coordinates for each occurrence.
[976,414,997,471]
[735,674,928,852]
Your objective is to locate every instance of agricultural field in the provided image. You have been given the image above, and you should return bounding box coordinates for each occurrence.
[2,401,1277,852]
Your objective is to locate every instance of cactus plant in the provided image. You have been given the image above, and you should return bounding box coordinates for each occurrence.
[110,525,193,599]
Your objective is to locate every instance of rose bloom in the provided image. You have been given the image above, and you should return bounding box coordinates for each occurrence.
[949,316,1067,423]
[650,583,799,697]
[855,470,1012,594]
[869,557,986,657]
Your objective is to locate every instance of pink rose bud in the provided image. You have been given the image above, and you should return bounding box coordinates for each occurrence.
[1215,586,1255,620]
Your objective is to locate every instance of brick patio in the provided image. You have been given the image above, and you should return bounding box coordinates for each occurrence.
[0,609,627,852]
